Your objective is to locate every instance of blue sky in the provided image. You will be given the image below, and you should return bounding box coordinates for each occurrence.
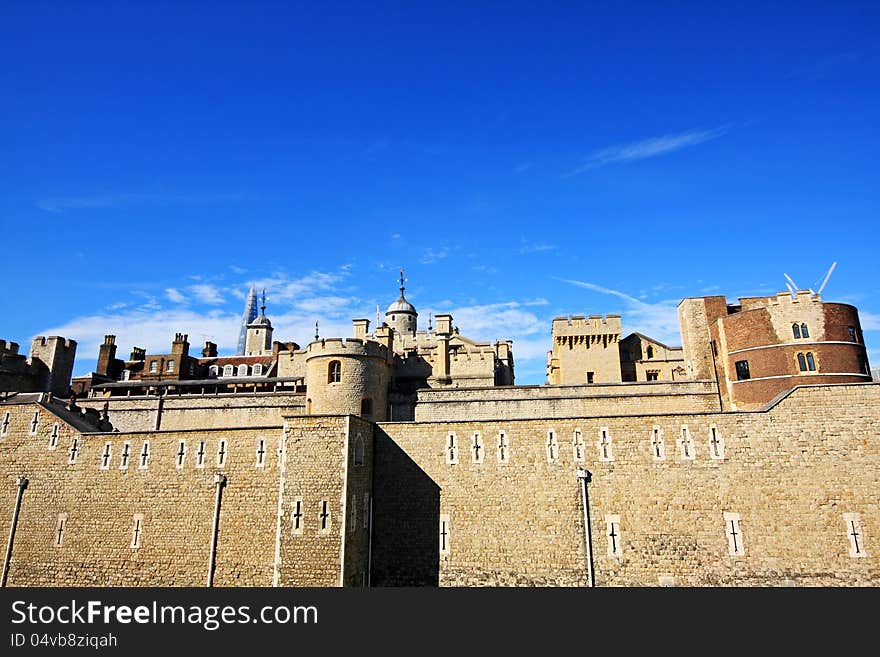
[1,1,878,384]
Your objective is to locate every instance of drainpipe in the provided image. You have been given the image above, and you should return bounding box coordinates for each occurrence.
[207,474,227,587]
[577,468,595,588]
[709,339,724,411]
[367,495,373,587]
[2,477,29,587]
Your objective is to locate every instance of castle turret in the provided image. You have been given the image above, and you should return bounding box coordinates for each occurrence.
[29,336,77,397]
[245,289,273,356]
[547,315,621,384]
[385,268,417,336]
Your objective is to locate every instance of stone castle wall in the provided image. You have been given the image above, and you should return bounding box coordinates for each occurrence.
[375,383,880,586]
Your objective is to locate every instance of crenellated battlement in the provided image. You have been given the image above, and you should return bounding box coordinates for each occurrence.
[551,314,622,336]
[305,337,390,360]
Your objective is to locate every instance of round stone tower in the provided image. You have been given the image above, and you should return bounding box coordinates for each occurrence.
[386,268,417,336]
[304,337,392,421]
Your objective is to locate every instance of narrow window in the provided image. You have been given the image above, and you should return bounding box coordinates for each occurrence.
[319,500,331,534]
[252,363,263,376]
[55,513,68,547]
[363,493,370,529]
[209,365,219,377]
[797,353,807,372]
[176,440,186,469]
[149,361,158,373]
[223,365,233,377]
[546,430,559,464]
[291,498,303,535]
[328,360,341,383]
[353,436,365,466]
[255,438,266,467]
[679,426,695,461]
[709,425,725,460]
[439,514,451,556]
[349,495,357,530]
[237,364,247,377]
[139,441,150,469]
[497,431,509,464]
[217,439,227,467]
[723,512,745,556]
[646,345,654,359]
[848,326,857,342]
[586,371,595,384]
[843,513,866,558]
[360,398,372,416]
[49,423,60,450]
[100,442,112,470]
[130,514,144,548]
[606,515,622,557]
[646,371,659,381]
[598,427,613,462]
[119,441,131,469]
[195,440,206,468]
[806,352,816,371]
[445,433,458,465]
[166,360,174,373]
[792,323,801,339]
[735,360,750,380]
[29,410,40,435]
[801,323,809,338]
[651,427,665,461]
[0,411,10,437]
[573,429,585,462]
[68,437,80,464]
[471,432,484,464]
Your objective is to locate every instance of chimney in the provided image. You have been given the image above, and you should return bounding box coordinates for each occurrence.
[130,347,146,361]
[96,335,117,375]
[202,341,218,358]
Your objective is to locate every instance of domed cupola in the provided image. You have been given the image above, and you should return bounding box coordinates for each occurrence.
[245,289,274,355]
[385,268,418,335]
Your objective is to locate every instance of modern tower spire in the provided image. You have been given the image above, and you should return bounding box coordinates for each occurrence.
[236,284,259,355]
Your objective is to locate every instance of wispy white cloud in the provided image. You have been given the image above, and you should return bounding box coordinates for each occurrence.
[559,278,682,345]
[567,127,727,175]
[165,288,186,304]
[36,191,245,213]
[189,284,225,305]
[420,247,449,264]
[860,311,880,331]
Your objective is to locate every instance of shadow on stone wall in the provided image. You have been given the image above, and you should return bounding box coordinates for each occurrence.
[370,428,440,586]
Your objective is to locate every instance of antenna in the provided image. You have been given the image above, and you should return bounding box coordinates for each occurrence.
[784,283,794,296]
[816,261,837,296]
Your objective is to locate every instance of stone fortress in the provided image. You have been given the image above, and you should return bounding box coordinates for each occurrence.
[0,271,876,586]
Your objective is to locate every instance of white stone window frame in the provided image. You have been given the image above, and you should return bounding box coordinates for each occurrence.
[572,429,585,463]
[175,439,186,469]
[130,513,144,549]
[138,441,151,470]
[598,427,614,463]
[216,439,228,467]
[363,492,370,529]
[121,369,131,381]
[318,500,332,535]
[291,497,304,536]
[119,440,132,470]
[439,513,451,556]
[445,432,459,465]
[255,437,267,468]
[1,411,11,437]
[708,424,725,460]
[606,514,622,557]
[29,410,40,435]
[252,363,263,376]
[471,432,484,464]
[237,364,248,377]
[223,364,234,377]
[546,429,559,464]
[49,423,60,450]
[723,511,745,556]
[68,437,80,465]
[195,440,206,468]
[209,365,219,378]
[651,426,665,461]
[149,360,158,373]
[843,513,866,558]
[55,513,68,547]
[99,441,113,471]
[497,431,510,465]
[166,360,174,373]
[679,425,696,461]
